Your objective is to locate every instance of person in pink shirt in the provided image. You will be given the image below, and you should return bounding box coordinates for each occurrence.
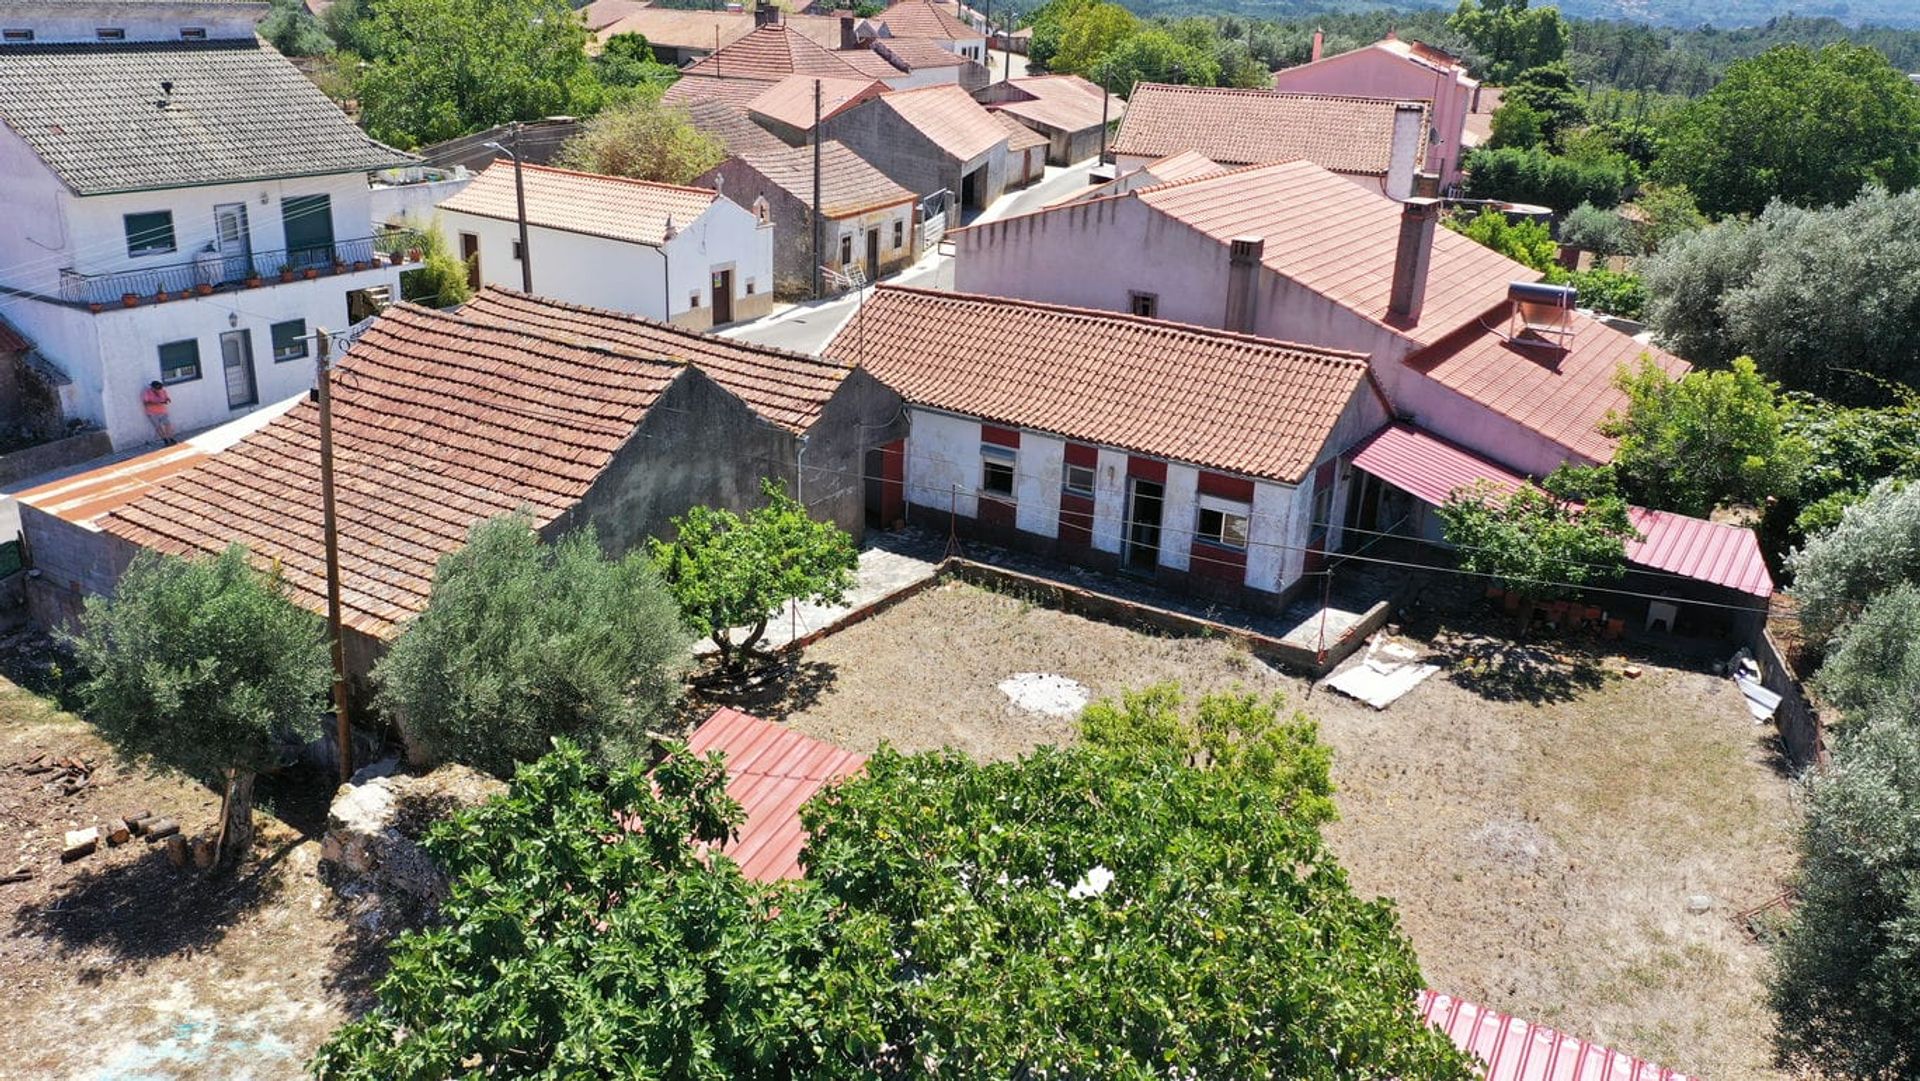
[141,380,175,445]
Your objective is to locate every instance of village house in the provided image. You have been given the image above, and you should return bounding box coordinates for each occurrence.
[996,113,1048,189]
[15,289,904,682]
[438,163,774,329]
[976,74,1119,166]
[0,3,419,450]
[1107,83,1431,200]
[1270,32,1480,190]
[831,286,1387,608]
[953,158,1689,479]
[697,138,919,298]
[824,83,1014,211]
[651,12,982,102]
[1050,149,1223,205]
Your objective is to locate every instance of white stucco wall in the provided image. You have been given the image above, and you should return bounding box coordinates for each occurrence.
[904,408,980,519]
[1245,480,1300,593]
[370,173,474,230]
[0,1,262,42]
[1014,431,1063,538]
[1158,463,1199,572]
[1090,447,1127,554]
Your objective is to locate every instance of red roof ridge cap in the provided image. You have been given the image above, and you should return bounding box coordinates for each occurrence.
[1129,157,1310,197]
[1135,81,1427,110]
[866,284,1373,364]
[504,161,723,199]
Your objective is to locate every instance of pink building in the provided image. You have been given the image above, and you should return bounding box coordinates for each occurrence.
[1271,33,1480,191]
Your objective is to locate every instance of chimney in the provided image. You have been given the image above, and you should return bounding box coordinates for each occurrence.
[1412,171,1440,198]
[1223,236,1264,334]
[1385,102,1425,201]
[1389,199,1439,324]
[840,14,856,49]
[1310,28,1323,62]
[755,4,782,26]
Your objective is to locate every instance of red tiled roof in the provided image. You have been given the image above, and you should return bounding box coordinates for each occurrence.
[1110,82,1426,175]
[687,707,866,882]
[15,443,206,529]
[0,317,31,354]
[1054,149,1223,205]
[873,37,969,69]
[876,83,1008,161]
[460,286,853,433]
[1420,991,1696,1081]
[440,162,719,248]
[1135,160,1528,347]
[683,23,898,81]
[682,96,791,157]
[664,74,782,111]
[986,74,1114,135]
[733,139,917,217]
[1405,308,1689,462]
[1349,424,1772,596]
[994,111,1047,152]
[747,73,888,131]
[103,303,687,637]
[578,0,652,32]
[596,8,754,51]
[874,0,978,41]
[833,287,1372,484]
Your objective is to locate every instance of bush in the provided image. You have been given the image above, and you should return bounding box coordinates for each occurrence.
[399,213,471,307]
[1600,356,1807,517]
[1563,267,1646,318]
[1813,582,1920,724]
[375,516,690,777]
[1462,145,1632,211]
[1787,478,1920,648]
[1557,201,1635,256]
[555,85,726,185]
[1446,208,1557,272]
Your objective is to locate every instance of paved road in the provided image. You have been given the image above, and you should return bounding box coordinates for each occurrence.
[718,160,1099,357]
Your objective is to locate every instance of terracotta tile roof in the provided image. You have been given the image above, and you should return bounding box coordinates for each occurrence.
[1110,82,1425,176]
[682,23,898,81]
[734,140,917,217]
[833,287,1371,484]
[747,74,888,131]
[876,83,1007,162]
[0,318,31,354]
[1406,308,1689,462]
[102,304,688,637]
[665,75,784,112]
[682,96,791,157]
[986,74,1115,134]
[0,40,412,196]
[579,0,652,32]
[874,0,978,41]
[873,37,969,69]
[686,707,866,882]
[460,287,852,433]
[441,162,719,248]
[596,8,754,51]
[1054,149,1223,205]
[994,111,1047,152]
[1132,160,1530,346]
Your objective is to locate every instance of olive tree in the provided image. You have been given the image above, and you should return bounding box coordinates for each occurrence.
[1787,478,1920,648]
[375,516,689,778]
[67,545,330,869]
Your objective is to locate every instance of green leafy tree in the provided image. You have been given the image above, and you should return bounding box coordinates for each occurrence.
[1501,62,1588,147]
[555,85,726,185]
[1642,187,1920,400]
[1787,477,1920,648]
[594,31,679,96]
[261,0,335,56]
[1812,582,1920,725]
[398,212,472,307]
[1600,356,1808,517]
[355,0,602,148]
[1655,43,1920,218]
[313,688,1476,1078]
[1446,207,1558,271]
[1769,717,1920,1079]
[375,516,689,777]
[1773,386,1920,542]
[1627,183,1707,253]
[1447,0,1569,83]
[1564,267,1647,318]
[1095,27,1222,88]
[1557,202,1635,256]
[66,546,329,869]
[1462,145,1632,211]
[1488,97,1548,149]
[650,480,858,672]
[1051,0,1137,76]
[1438,465,1638,617]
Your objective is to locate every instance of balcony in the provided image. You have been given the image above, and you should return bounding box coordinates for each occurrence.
[58,227,427,309]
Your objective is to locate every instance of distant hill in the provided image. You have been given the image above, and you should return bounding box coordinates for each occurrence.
[1122,0,1920,31]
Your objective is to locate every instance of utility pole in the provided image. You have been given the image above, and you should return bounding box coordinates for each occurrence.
[486,127,533,293]
[315,329,352,787]
[811,77,823,300]
[1098,69,1110,165]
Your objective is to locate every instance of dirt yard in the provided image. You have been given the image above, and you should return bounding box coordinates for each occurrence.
[0,681,382,1081]
[748,582,1800,1080]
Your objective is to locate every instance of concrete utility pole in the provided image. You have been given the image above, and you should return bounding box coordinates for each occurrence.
[485,126,534,293]
[811,78,823,300]
[1098,72,1110,164]
[314,328,351,786]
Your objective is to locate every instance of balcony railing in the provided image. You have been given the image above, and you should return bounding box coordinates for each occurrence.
[58,227,428,308]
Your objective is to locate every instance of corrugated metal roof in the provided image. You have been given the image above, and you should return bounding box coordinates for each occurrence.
[1350,423,1774,597]
[687,707,867,882]
[15,443,207,530]
[1420,990,1696,1081]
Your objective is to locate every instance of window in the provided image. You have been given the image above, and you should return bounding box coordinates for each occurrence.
[124,211,176,257]
[511,239,524,261]
[2,29,33,42]
[281,193,335,267]
[981,444,1015,498]
[893,220,905,249]
[179,26,206,39]
[271,319,308,362]
[1063,463,1095,497]
[1128,291,1157,318]
[839,234,853,266]
[158,339,200,384]
[745,279,756,295]
[1196,499,1251,550]
[95,27,125,40]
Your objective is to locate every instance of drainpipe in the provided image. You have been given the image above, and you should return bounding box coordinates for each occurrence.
[655,243,670,322]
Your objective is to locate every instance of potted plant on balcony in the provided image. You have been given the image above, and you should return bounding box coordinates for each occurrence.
[121,292,140,308]
[195,282,214,296]
[407,246,423,263]
[89,302,104,313]
[245,270,263,288]
[352,259,369,272]
[303,267,320,280]
[153,289,169,304]
[279,265,295,283]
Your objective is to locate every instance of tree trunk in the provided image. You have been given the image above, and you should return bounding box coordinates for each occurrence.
[737,618,768,658]
[213,769,255,871]
[711,631,734,672]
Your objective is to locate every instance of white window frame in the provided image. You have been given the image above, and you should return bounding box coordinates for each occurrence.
[980,442,1016,500]
[1195,493,1252,551]
[1062,462,1095,497]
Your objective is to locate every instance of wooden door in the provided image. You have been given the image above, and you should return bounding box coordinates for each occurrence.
[712,268,733,324]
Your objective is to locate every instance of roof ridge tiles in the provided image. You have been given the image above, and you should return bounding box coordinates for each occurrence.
[468,287,855,374]
[512,161,724,198]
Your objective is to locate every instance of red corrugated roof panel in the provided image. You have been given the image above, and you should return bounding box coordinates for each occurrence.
[1420,990,1695,1081]
[687,707,867,882]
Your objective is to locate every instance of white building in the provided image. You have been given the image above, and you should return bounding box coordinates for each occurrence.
[438,163,775,329]
[0,2,417,450]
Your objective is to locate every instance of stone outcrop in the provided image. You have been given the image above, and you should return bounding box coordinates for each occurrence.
[319,763,504,917]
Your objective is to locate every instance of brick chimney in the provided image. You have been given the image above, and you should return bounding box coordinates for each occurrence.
[1311,28,1323,62]
[840,14,857,49]
[1388,199,1439,324]
[1385,102,1425,201]
[1224,236,1264,334]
